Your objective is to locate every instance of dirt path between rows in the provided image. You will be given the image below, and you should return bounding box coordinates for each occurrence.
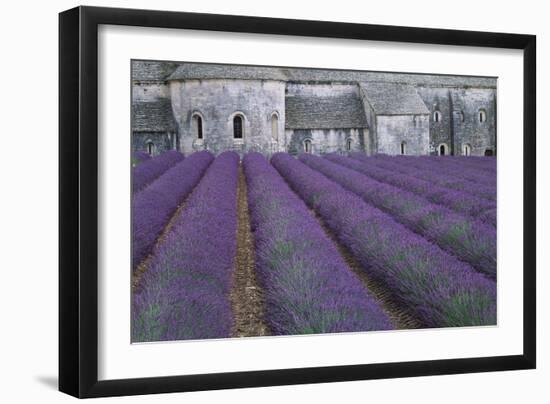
[311,210,421,330]
[230,164,270,338]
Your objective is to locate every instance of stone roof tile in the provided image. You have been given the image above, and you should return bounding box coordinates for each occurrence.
[285,94,368,129]
[140,60,498,88]
[132,99,176,132]
[360,82,430,115]
[167,63,287,81]
[132,61,180,81]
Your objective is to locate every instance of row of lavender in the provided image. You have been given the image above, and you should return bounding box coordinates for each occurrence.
[369,154,496,186]
[132,151,151,165]
[416,155,497,174]
[132,152,240,342]
[132,150,184,194]
[272,153,496,328]
[244,153,393,334]
[361,154,496,202]
[306,154,496,279]
[344,154,496,227]
[132,151,213,269]
[131,150,497,341]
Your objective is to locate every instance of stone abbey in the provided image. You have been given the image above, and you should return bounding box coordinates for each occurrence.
[132,60,496,157]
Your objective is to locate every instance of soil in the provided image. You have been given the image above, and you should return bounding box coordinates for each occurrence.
[229,164,270,337]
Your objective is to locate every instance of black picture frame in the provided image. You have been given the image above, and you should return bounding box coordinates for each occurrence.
[59,5,536,398]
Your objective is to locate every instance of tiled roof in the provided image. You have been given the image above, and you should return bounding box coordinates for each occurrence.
[285,94,368,129]
[167,63,287,81]
[132,61,179,81]
[360,82,430,115]
[128,60,498,88]
[132,99,176,132]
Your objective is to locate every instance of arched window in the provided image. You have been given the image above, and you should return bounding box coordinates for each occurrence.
[462,143,472,156]
[433,110,442,123]
[271,113,279,141]
[438,143,448,156]
[484,149,494,156]
[233,115,243,139]
[146,141,155,155]
[457,111,465,123]
[304,139,312,154]
[346,138,352,151]
[400,141,407,155]
[479,109,487,123]
[192,114,203,140]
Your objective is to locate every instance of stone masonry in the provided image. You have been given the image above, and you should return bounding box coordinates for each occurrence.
[132,60,497,157]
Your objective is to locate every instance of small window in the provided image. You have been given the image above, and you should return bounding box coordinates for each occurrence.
[233,115,243,139]
[484,149,494,156]
[463,143,472,156]
[271,114,279,141]
[400,141,407,155]
[479,109,487,123]
[457,111,465,122]
[438,143,448,156]
[304,139,312,154]
[433,111,442,123]
[146,141,155,155]
[193,114,203,139]
[346,138,352,151]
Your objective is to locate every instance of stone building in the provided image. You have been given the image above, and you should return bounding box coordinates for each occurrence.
[132,60,497,157]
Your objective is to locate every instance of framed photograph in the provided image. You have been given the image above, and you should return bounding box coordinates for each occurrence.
[59,6,536,398]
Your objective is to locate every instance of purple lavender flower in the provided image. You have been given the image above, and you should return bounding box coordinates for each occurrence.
[340,154,495,226]
[354,154,496,202]
[132,150,184,194]
[132,151,213,270]
[244,153,393,335]
[132,152,240,342]
[132,151,151,165]
[367,154,495,187]
[271,153,496,328]
[305,154,496,279]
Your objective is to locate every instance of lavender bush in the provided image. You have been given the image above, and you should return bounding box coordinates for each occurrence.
[132,150,184,194]
[244,153,393,335]
[132,151,151,165]
[132,151,213,269]
[356,154,496,202]
[334,154,496,226]
[132,151,240,342]
[304,154,496,279]
[416,155,496,181]
[272,153,496,328]
[449,156,496,171]
[373,155,495,187]
[424,155,497,175]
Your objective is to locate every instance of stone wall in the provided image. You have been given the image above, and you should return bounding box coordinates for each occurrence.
[131,72,496,158]
[450,88,497,156]
[416,87,453,154]
[417,86,497,156]
[132,82,175,155]
[285,128,366,155]
[169,79,286,155]
[132,132,176,156]
[376,115,430,155]
[359,89,378,155]
[132,82,170,101]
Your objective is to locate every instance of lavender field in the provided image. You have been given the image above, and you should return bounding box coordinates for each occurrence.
[131,152,497,342]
